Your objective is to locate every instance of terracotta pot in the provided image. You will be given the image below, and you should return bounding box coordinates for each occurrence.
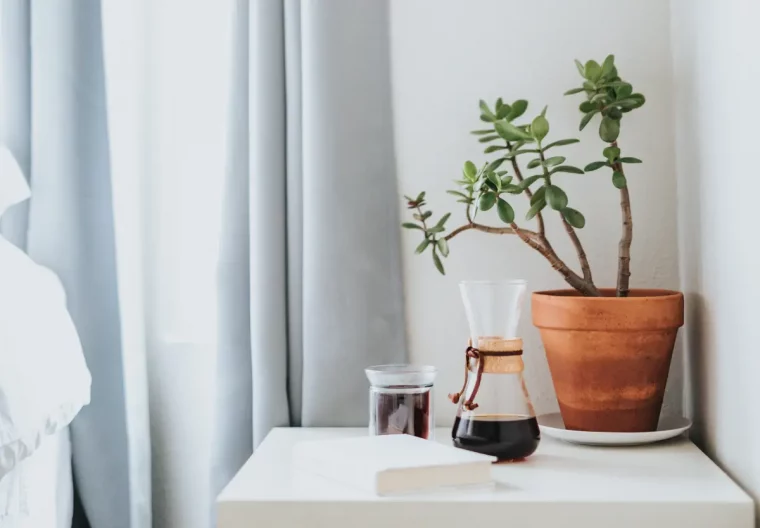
[532,289,684,432]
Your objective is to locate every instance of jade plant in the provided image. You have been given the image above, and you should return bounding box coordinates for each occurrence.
[402,55,645,297]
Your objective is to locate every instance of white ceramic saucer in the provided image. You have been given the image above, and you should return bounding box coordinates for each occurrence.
[537,413,692,446]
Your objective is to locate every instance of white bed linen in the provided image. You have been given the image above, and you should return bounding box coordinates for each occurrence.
[0,145,88,528]
[1,428,73,528]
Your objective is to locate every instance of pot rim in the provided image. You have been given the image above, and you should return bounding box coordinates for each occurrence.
[533,288,682,301]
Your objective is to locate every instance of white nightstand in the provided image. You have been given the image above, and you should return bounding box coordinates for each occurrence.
[218,427,754,528]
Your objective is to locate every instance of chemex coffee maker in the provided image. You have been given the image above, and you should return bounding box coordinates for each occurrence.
[449,280,540,462]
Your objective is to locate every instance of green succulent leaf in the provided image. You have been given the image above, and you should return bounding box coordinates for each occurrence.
[464,161,477,179]
[402,222,423,230]
[608,107,623,119]
[436,238,450,257]
[432,251,445,275]
[428,226,445,234]
[616,83,633,99]
[615,99,641,109]
[435,212,451,229]
[564,87,585,96]
[545,185,568,210]
[601,54,615,77]
[574,59,585,77]
[543,156,566,167]
[496,198,515,224]
[484,145,508,153]
[415,239,431,254]
[599,81,628,89]
[495,121,533,141]
[480,114,495,123]
[527,158,542,169]
[487,172,501,190]
[500,175,513,186]
[562,207,586,228]
[619,157,642,164]
[507,100,528,121]
[599,116,620,142]
[544,138,580,149]
[505,148,540,159]
[580,110,599,131]
[612,171,627,189]
[584,60,602,81]
[531,115,550,141]
[496,104,511,120]
[526,198,546,220]
[519,175,543,190]
[479,100,495,119]
[471,129,494,135]
[415,191,426,202]
[504,184,523,194]
[603,146,621,161]
[550,165,584,175]
[479,192,497,211]
[446,190,469,199]
[486,158,506,172]
[616,93,646,109]
[584,160,608,171]
[530,185,547,204]
[478,135,501,143]
[579,101,596,113]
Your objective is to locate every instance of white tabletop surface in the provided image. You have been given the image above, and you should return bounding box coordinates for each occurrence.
[218,427,754,528]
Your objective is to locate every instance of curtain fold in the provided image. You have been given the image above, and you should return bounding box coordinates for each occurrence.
[0,0,31,247]
[297,0,405,427]
[0,0,406,526]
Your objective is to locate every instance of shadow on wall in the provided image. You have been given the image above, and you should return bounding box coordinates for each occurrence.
[684,292,705,446]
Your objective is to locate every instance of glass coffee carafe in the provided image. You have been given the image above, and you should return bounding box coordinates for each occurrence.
[450,280,540,461]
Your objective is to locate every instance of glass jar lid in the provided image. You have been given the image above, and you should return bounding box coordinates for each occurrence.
[365,364,437,388]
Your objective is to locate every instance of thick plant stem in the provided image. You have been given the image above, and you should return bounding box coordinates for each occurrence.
[616,186,632,296]
[444,219,601,296]
[445,222,538,242]
[537,146,594,283]
[611,141,632,297]
[510,223,601,297]
[507,142,545,236]
[562,217,593,282]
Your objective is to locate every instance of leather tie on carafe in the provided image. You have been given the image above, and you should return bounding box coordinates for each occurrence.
[448,338,524,411]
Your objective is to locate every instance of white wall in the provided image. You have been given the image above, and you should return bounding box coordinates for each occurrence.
[671,0,760,515]
[390,0,681,425]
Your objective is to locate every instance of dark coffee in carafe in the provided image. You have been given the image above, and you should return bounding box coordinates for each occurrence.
[452,414,540,460]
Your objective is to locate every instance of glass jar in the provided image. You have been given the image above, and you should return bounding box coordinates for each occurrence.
[365,365,436,439]
[449,280,540,461]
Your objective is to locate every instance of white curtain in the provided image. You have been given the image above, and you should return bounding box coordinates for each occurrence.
[0,1,406,527]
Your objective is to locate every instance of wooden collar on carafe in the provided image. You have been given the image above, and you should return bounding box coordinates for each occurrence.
[448,337,525,410]
[472,337,524,374]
